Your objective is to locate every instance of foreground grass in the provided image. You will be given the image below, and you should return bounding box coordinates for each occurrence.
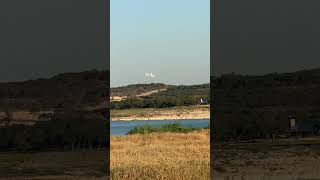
[110,130,210,180]
[0,150,108,179]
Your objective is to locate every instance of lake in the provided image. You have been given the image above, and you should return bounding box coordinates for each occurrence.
[110,119,210,136]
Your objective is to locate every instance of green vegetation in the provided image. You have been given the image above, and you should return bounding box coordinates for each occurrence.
[111,83,168,97]
[213,109,288,141]
[0,112,108,151]
[213,69,320,108]
[111,84,210,109]
[128,123,209,135]
[213,68,320,141]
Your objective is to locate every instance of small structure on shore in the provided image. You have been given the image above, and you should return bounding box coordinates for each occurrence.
[200,98,209,105]
[289,115,320,137]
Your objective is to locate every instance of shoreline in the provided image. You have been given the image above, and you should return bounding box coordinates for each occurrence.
[110,105,210,121]
[111,116,210,121]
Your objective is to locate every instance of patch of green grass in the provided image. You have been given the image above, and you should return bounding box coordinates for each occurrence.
[127,123,209,135]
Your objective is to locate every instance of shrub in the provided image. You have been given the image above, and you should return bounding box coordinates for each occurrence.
[127,123,208,135]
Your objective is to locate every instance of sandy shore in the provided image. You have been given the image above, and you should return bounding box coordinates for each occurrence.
[110,105,210,121]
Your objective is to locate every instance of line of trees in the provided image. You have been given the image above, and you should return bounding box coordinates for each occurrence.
[0,112,108,152]
[213,107,320,142]
[111,96,204,109]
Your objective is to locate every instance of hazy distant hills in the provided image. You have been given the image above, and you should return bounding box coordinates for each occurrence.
[0,70,109,111]
[213,68,320,109]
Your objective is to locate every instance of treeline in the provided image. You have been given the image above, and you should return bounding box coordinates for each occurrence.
[214,109,287,142]
[213,68,320,89]
[111,84,210,109]
[213,108,320,142]
[0,112,108,151]
[111,96,202,109]
[153,84,209,97]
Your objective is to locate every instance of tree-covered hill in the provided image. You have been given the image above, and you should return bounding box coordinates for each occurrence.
[0,70,109,111]
[111,83,169,97]
[111,83,210,109]
[212,68,320,141]
[213,68,320,109]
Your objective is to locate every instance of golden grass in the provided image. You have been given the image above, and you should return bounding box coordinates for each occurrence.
[110,130,210,180]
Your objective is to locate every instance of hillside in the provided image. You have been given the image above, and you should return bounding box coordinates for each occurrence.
[110,83,210,109]
[213,68,320,109]
[0,70,109,111]
[212,68,320,141]
[111,83,169,98]
[151,84,209,98]
[0,71,109,151]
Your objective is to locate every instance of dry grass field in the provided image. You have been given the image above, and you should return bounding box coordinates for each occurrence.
[110,130,210,180]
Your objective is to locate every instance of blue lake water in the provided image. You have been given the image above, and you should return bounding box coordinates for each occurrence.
[110,119,210,136]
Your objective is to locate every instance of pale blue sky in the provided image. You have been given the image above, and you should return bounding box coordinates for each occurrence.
[111,0,210,87]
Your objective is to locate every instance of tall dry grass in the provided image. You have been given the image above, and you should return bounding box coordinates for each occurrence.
[110,130,210,180]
